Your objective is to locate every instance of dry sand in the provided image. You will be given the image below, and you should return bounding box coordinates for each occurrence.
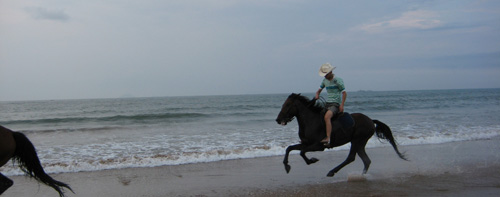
[4,137,500,197]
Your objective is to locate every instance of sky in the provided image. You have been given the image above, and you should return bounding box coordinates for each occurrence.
[1,0,499,101]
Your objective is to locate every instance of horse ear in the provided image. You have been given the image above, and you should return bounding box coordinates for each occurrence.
[289,93,301,99]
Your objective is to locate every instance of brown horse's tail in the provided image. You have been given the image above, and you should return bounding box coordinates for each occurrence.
[373,120,408,161]
[11,132,74,197]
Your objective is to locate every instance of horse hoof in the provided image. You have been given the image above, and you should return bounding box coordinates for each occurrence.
[285,165,291,174]
[307,158,319,165]
[326,171,335,177]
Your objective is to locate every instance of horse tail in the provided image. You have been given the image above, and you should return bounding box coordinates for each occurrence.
[11,132,74,197]
[372,120,408,161]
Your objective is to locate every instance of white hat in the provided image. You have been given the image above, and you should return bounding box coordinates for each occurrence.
[318,63,336,77]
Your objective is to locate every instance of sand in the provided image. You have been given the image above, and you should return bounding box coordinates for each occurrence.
[3,137,500,197]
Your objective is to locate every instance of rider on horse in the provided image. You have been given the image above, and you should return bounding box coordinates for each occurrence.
[315,63,347,146]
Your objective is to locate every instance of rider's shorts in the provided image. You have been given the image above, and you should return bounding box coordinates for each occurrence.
[325,102,340,114]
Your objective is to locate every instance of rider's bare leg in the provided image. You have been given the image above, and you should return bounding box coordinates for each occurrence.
[321,110,333,144]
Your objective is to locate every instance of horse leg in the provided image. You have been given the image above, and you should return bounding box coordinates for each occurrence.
[327,144,358,177]
[0,173,14,195]
[283,144,305,173]
[299,143,324,165]
[357,147,371,174]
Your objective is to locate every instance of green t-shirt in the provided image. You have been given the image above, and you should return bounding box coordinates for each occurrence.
[320,77,345,104]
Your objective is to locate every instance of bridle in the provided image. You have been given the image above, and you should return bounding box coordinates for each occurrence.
[279,96,299,124]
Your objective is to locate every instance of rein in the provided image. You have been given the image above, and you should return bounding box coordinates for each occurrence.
[312,96,327,108]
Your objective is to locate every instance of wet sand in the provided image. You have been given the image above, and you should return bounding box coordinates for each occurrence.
[4,137,500,196]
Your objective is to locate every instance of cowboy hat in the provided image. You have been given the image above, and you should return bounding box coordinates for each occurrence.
[318,63,336,77]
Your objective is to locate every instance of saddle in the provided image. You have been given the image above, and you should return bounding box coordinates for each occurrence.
[335,112,355,130]
[321,109,355,130]
[321,111,355,148]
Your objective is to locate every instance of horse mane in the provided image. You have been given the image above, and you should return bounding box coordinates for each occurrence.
[291,94,324,113]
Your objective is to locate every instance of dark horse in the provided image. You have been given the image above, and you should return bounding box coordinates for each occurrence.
[275,93,407,177]
[0,125,73,196]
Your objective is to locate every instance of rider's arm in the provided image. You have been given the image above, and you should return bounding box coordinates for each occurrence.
[340,91,347,112]
[315,88,323,99]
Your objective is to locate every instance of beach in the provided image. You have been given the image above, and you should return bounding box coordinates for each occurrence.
[4,137,500,197]
[2,90,500,196]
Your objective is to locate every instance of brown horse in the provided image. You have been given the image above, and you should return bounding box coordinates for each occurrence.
[275,93,407,177]
[0,125,73,196]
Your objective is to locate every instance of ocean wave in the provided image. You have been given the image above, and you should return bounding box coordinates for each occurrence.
[4,131,499,177]
[1,145,292,176]
[0,112,211,126]
[17,126,126,134]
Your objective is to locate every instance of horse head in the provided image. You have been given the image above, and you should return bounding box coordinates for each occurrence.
[276,93,302,125]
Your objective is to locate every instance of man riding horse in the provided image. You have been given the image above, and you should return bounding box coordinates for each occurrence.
[315,63,347,146]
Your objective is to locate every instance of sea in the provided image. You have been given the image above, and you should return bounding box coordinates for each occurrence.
[1,88,499,176]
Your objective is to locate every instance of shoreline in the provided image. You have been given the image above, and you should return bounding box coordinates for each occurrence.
[4,137,500,196]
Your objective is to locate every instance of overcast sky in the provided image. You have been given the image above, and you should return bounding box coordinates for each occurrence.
[1,0,499,101]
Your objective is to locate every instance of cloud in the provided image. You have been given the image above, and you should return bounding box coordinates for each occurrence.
[25,6,70,22]
[358,10,442,33]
